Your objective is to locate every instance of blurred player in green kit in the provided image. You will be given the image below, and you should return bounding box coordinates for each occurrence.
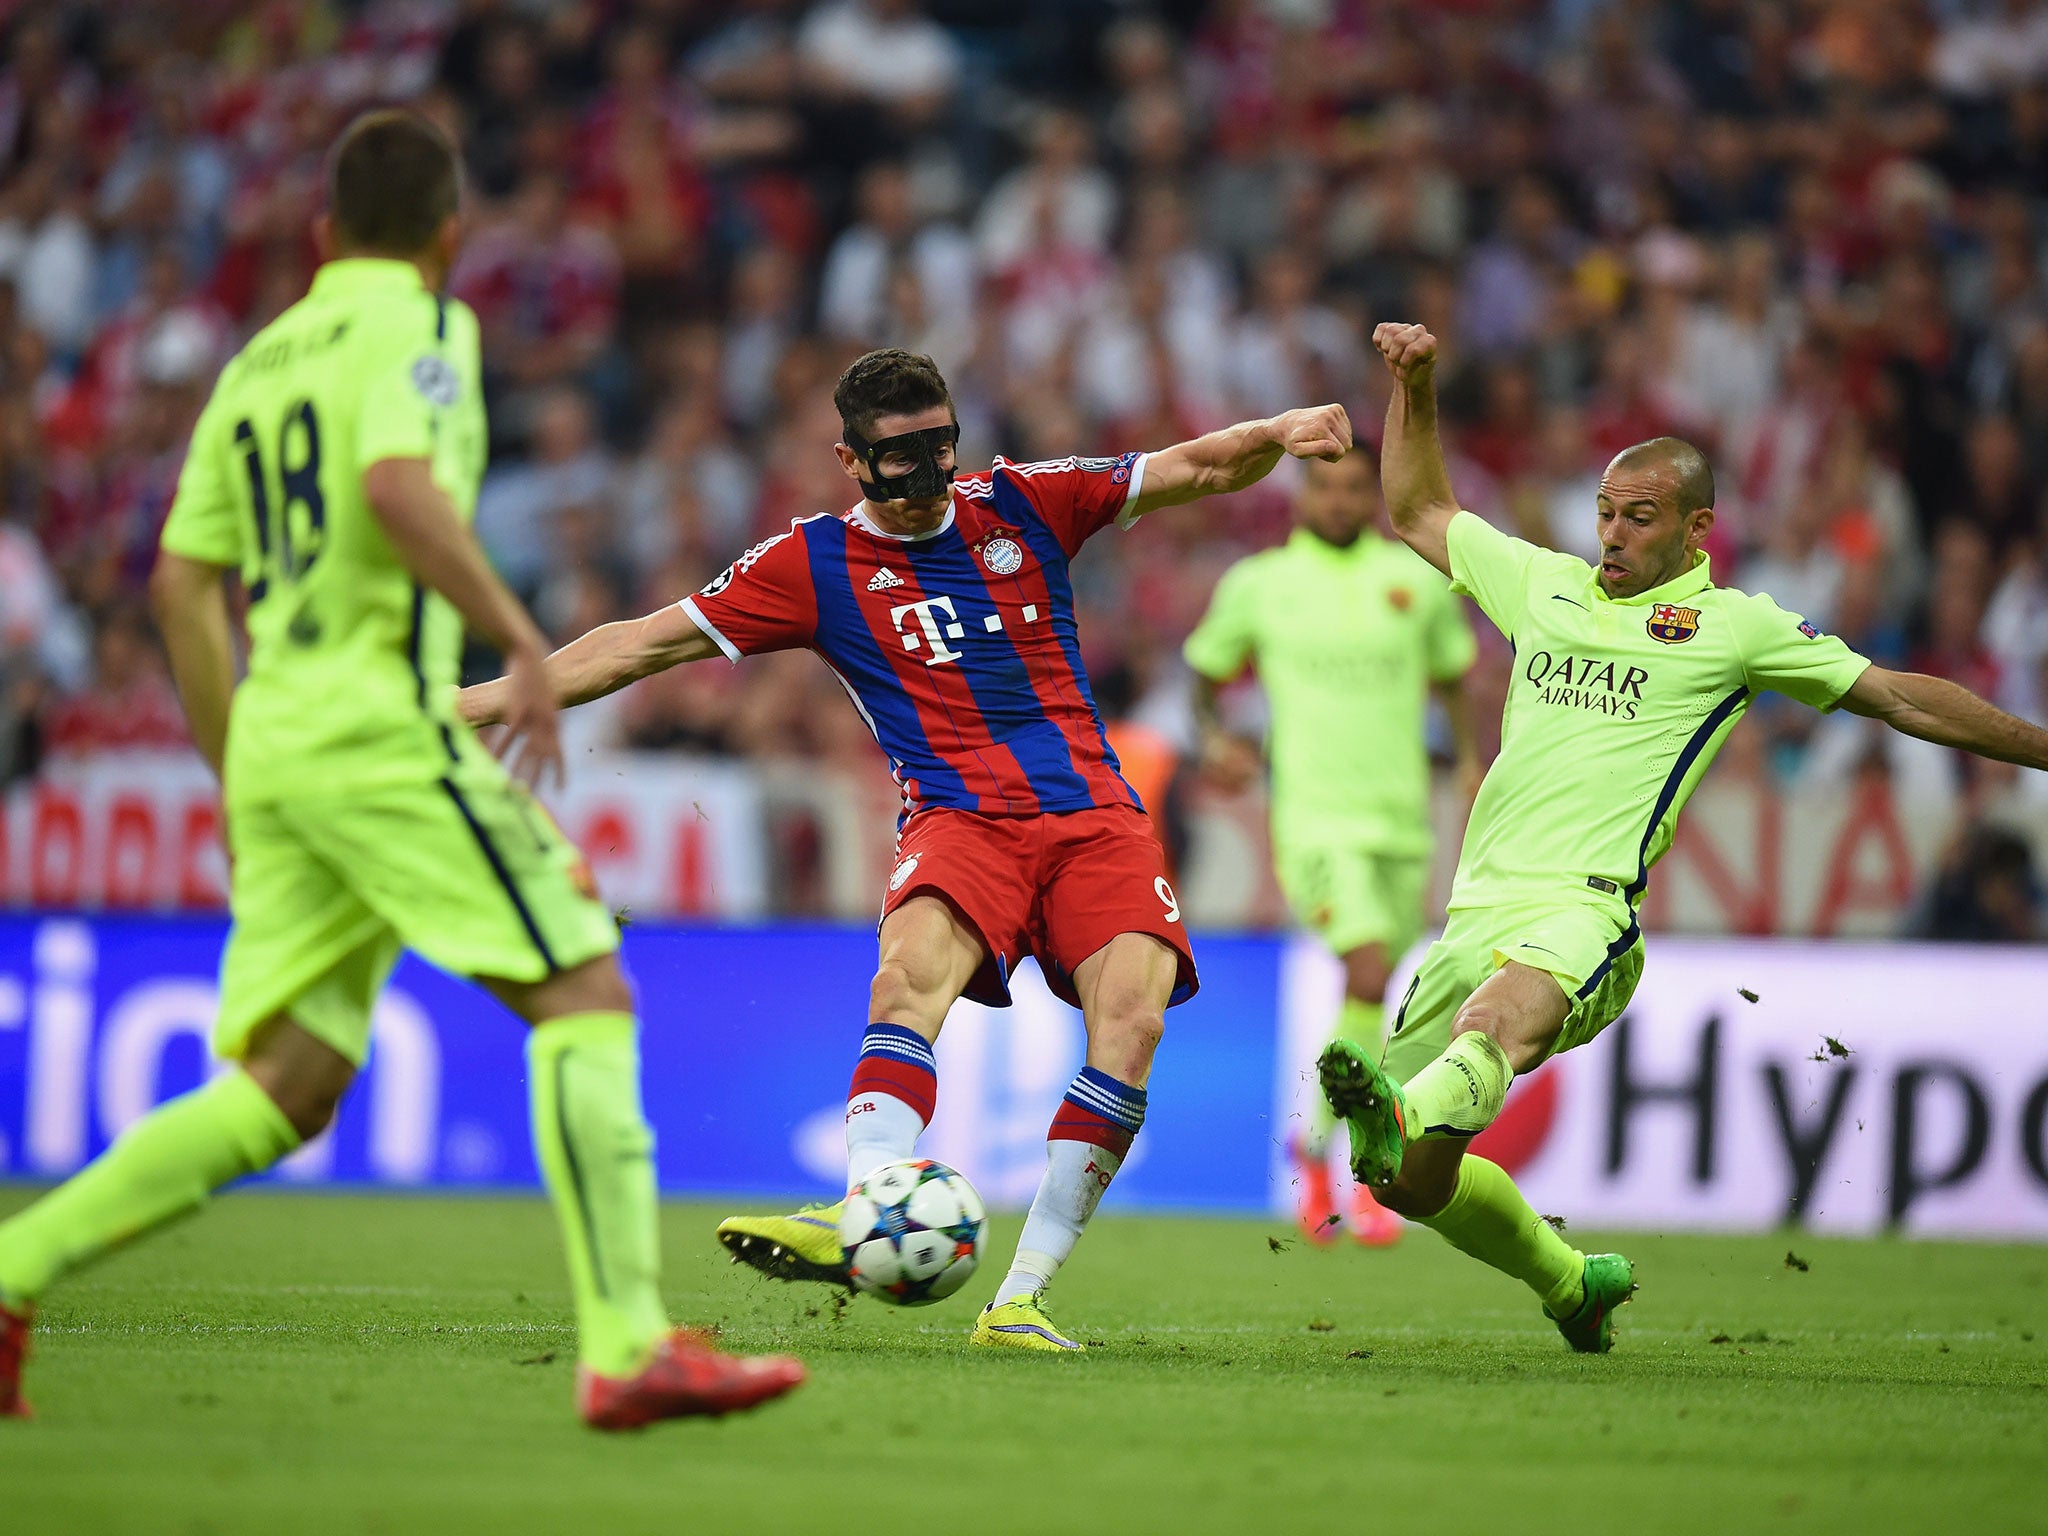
[1184,452,1480,1246]
[0,111,802,1427]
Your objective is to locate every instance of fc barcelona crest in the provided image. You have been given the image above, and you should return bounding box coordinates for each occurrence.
[1646,603,1701,644]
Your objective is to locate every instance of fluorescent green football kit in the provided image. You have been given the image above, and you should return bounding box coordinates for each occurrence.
[0,258,668,1386]
[160,258,617,1068]
[1311,509,1872,1344]
[1382,511,1872,1083]
[1183,527,1476,957]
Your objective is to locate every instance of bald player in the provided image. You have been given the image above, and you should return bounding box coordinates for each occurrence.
[1321,321,2048,1351]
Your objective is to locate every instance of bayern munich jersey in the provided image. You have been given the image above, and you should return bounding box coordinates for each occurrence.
[681,453,1149,821]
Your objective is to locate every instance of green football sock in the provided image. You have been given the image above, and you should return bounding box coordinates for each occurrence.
[1419,1154,1584,1314]
[527,1011,670,1377]
[1300,997,1384,1159]
[0,1067,299,1306]
[1400,1030,1513,1140]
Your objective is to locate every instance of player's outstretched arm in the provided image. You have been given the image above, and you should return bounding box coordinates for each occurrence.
[363,456,562,786]
[1841,666,2048,770]
[1124,405,1353,521]
[149,551,236,778]
[459,603,722,729]
[1372,322,1460,577]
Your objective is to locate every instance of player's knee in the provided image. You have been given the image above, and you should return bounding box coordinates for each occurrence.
[1452,1003,1554,1073]
[285,1086,345,1142]
[247,1069,347,1143]
[578,965,635,1016]
[869,958,943,1028]
[1373,1179,1438,1219]
[1098,998,1166,1068]
[241,1018,355,1144]
[1342,950,1393,1004]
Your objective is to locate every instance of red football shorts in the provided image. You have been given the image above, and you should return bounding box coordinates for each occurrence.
[880,804,1200,1009]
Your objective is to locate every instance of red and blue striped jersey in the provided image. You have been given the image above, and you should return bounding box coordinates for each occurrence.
[682,453,1149,821]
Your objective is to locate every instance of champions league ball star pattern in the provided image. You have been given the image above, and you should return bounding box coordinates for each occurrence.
[839,1159,988,1306]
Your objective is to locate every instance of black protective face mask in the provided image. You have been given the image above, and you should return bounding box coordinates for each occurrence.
[844,422,959,503]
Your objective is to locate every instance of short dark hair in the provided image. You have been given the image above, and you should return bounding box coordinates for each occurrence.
[1611,436,1715,515]
[833,348,954,440]
[328,110,461,257]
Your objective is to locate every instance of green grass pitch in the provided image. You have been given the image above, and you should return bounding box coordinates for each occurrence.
[1,1188,2043,1535]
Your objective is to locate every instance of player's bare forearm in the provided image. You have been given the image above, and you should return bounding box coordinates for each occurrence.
[1127,405,1353,520]
[1372,323,1459,576]
[1433,677,1485,801]
[150,551,236,777]
[363,457,547,661]
[1843,666,2048,770]
[459,605,720,727]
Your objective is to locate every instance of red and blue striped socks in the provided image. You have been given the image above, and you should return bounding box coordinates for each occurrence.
[994,1066,1148,1306]
[845,1023,938,1188]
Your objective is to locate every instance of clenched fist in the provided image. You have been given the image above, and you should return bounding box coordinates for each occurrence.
[1373,322,1438,385]
[1271,402,1353,463]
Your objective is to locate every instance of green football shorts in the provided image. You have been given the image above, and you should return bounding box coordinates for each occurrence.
[1381,896,1644,1085]
[214,764,619,1066]
[1273,841,1430,959]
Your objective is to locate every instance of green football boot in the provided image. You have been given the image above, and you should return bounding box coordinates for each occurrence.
[1549,1252,1636,1354]
[1317,1039,1410,1189]
[715,1201,852,1288]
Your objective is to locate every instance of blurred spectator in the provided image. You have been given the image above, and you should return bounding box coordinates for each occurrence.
[453,171,621,440]
[1228,248,1363,419]
[0,157,97,355]
[797,0,959,141]
[475,386,614,596]
[1665,230,1791,451]
[621,390,757,575]
[978,109,1118,276]
[1984,511,2048,727]
[818,159,975,348]
[0,0,2042,935]
[41,604,187,759]
[721,243,804,430]
[1079,256,1230,438]
[1459,176,1580,357]
[1914,823,2043,942]
[1513,405,1602,564]
[1947,411,2038,559]
[1930,0,2048,100]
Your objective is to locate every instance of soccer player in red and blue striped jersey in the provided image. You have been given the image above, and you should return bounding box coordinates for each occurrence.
[463,349,1353,1350]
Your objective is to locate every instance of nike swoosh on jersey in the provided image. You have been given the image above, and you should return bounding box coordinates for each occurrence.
[1550,594,1588,610]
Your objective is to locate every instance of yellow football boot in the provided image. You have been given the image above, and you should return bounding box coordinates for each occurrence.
[969,1293,1084,1353]
[715,1202,851,1287]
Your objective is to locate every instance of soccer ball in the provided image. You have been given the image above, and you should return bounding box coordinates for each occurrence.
[838,1158,987,1306]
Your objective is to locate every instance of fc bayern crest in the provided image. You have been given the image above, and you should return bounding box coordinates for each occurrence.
[1646,603,1702,644]
[889,854,921,892]
[981,536,1024,576]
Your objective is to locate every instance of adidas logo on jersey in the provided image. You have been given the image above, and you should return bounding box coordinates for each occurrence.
[869,567,904,592]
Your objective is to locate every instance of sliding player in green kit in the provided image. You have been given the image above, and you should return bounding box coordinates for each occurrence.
[1323,321,2048,1351]
[0,111,801,1426]
[1184,452,1480,1247]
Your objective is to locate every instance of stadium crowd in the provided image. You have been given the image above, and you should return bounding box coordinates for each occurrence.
[0,0,2044,933]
